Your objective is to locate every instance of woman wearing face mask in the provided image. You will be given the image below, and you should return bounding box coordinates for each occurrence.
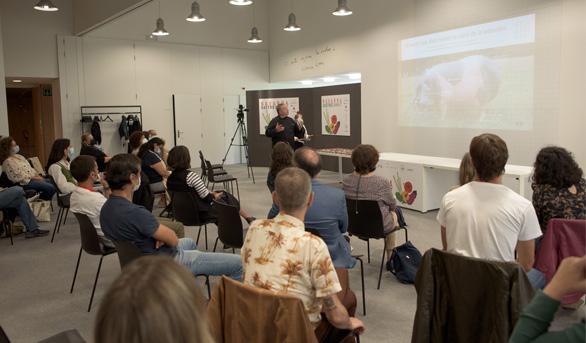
[46,138,78,194]
[0,136,57,200]
[138,137,170,194]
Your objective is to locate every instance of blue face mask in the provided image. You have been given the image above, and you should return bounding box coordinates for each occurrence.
[68,147,76,158]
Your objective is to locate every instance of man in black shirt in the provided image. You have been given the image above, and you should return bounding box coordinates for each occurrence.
[265,103,306,149]
[80,133,111,172]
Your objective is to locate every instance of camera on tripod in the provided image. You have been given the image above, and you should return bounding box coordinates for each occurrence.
[237,104,249,122]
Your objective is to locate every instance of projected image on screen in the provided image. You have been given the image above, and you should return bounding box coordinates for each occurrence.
[399,14,535,130]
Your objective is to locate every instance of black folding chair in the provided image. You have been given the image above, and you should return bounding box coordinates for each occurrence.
[50,193,70,243]
[171,191,216,250]
[70,213,117,312]
[346,199,408,290]
[113,240,143,269]
[206,160,240,201]
[306,227,366,316]
[199,150,225,183]
[212,200,244,253]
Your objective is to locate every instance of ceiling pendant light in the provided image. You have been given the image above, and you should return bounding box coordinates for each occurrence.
[186,1,206,22]
[33,0,59,12]
[284,13,301,32]
[229,0,253,6]
[152,18,169,36]
[248,27,262,43]
[332,0,352,16]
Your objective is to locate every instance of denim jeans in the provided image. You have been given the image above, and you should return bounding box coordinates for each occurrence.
[23,179,56,200]
[174,238,242,281]
[0,186,39,232]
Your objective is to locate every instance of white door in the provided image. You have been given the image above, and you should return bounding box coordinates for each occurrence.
[223,95,243,165]
[174,93,202,164]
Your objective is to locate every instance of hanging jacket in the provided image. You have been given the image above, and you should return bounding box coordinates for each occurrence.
[118,115,129,140]
[91,116,102,145]
[130,115,142,134]
[412,249,534,343]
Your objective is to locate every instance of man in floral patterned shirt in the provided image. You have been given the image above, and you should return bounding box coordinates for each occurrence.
[242,167,365,336]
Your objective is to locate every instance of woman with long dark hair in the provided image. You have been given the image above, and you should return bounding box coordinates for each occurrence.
[532,146,585,232]
[46,138,78,194]
[0,136,56,200]
[138,137,169,187]
[267,142,293,193]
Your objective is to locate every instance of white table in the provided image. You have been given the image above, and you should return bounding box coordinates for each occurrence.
[317,149,533,213]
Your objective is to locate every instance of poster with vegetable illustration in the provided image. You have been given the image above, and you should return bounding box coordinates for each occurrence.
[258,97,300,135]
[321,94,351,136]
[393,172,418,205]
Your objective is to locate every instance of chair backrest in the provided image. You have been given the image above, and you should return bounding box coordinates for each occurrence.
[171,191,203,226]
[113,241,143,269]
[72,213,107,255]
[305,227,322,239]
[213,200,244,249]
[208,276,318,343]
[205,160,217,182]
[345,198,386,239]
[198,151,207,177]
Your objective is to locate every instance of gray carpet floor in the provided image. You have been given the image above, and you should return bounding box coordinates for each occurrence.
[0,165,582,342]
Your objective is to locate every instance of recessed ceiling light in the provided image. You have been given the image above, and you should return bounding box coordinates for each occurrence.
[300,80,313,85]
[229,0,253,5]
[347,73,361,80]
[322,77,336,82]
[12,80,22,83]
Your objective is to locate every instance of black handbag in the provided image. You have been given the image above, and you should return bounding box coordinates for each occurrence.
[386,241,422,284]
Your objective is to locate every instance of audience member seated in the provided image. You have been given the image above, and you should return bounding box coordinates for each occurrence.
[0,186,49,238]
[128,131,146,155]
[94,255,213,343]
[69,155,114,248]
[343,144,398,260]
[268,147,355,269]
[166,145,255,223]
[46,138,78,194]
[242,167,365,340]
[267,141,293,193]
[100,154,241,279]
[138,137,169,194]
[458,152,475,187]
[437,133,543,288]
[531,146,585,233]
[80,133,111,172]
[0,136,56,200]
[509,256,586,343]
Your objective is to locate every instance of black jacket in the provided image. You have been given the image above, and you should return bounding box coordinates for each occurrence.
[412,249,534,343]
[265,116,305,149]
[91,117,102,145]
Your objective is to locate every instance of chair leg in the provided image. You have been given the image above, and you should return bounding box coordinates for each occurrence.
[88,256,104,312]
[196,226,202,246]
[357,257,366,315]
[51,208,64,243]
[213,237,219,252]
[204,225,208,250]
[70,247,82,293]
[367,240,370,264]
[377,239,388,290]
[232,248,235,254]
[235,180,240,202]
[61,208,69,227]
[6,222,14,246]
[205,275,211,299]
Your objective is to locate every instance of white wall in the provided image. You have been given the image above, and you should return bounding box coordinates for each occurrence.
[268,0,586,168]
[73,0,145,34]
[0,14,8,136]
[58,36,269,162]
[0,0,73,78]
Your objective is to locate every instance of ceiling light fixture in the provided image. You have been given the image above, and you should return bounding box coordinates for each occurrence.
[347,73,361,80]
[12,80,23,83]
[151,1,169,37]
[229,0,253,6]
[332,0,352,16]
[186,1,206,22]
[33,0,59,12]
[322,77,336,82]
[284,13,301,31]
[300,80,313,85]
[248,27,262,43]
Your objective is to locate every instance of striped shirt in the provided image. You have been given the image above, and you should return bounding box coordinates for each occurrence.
[186,171,210,199]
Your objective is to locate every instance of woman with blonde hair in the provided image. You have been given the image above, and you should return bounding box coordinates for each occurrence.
[94,255,213,343]
[458,152,476,186]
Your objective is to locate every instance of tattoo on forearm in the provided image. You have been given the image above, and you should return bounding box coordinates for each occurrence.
[323,296,337,310]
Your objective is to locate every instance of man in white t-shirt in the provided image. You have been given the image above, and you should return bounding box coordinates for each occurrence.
[69,155,114,248]
[437,133,543,287]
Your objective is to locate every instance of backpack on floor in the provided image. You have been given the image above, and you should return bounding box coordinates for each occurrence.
[386,241,422,284]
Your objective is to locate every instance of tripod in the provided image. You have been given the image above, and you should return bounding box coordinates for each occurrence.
[222,117,255,183]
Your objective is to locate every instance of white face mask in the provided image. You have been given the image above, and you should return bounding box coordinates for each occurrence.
[10,145,20,155]
[68,147,75,158]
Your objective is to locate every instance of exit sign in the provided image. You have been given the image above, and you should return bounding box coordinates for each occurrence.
[43,88,52,96]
